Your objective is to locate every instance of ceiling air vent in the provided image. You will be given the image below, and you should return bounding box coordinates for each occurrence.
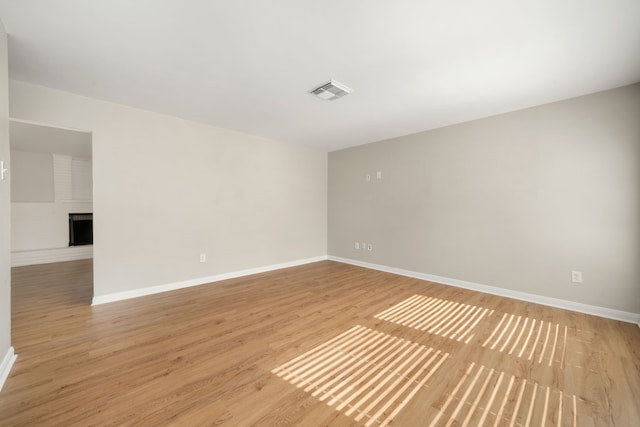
[310,80,353,101]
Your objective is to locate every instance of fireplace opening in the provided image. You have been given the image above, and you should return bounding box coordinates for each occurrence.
[69,213,93,246]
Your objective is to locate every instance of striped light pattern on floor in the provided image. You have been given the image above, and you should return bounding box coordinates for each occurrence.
[429,362,582,427]
[481,313,568,367]
[272,325,449,427]
[374,294,491,343]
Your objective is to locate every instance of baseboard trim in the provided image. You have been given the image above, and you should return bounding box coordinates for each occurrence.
[92,255,329,306]
[12,246,93,267]
[0,346,17,393]
[328,256,640,325]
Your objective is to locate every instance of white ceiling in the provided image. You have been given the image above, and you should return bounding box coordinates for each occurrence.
[0,1,638,152]
[10,121,92,159]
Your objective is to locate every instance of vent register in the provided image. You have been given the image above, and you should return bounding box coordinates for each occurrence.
[310,80,353,101]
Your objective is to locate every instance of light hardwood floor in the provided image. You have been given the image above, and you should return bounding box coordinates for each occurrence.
[1,260,639,426]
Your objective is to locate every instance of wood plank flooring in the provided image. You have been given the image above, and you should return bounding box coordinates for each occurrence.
[1,259,639,426]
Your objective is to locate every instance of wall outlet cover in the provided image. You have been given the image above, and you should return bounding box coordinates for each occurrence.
[571,271,582,283]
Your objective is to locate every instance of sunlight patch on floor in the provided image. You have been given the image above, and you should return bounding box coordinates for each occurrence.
[481,313,568,367]
[374,294,491,343]
[272,325,449,426]
[428,362,583,427]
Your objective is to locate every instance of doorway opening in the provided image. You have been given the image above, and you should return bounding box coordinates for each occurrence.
[9,119,94,304]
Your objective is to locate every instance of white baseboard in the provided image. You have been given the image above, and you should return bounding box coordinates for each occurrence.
[92,255,329,306]
[328,256,640,325]
[12,246,93,267]
[0,346,17,393]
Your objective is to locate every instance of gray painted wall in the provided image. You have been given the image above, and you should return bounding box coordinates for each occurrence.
[9,81,328,299]
[10,150,53,202]
[329,84,640,314]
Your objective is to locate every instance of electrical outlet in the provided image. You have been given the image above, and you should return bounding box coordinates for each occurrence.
[376,171,382,180]
[355,242,360,250]
[200,253,206,263]
[571,271,582,283]
[361,242,366,250]
[367,243,373,251]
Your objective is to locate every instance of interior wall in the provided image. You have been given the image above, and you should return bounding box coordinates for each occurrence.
[11,151,92,251]
[9,150,53,202]
[0,20,12,382]
[329,84,640,314]
[9,80,328,298]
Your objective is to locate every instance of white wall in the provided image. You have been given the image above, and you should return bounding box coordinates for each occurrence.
[72,157,92,200]
[9,80,328,299]
[0,19,15,391]
[329,84,640,315]
[11,152,92,252]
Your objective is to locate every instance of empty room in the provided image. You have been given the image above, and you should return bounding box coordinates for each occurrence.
[0,1,639,426]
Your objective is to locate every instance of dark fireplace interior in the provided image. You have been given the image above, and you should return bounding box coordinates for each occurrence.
[69,213,93,246]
